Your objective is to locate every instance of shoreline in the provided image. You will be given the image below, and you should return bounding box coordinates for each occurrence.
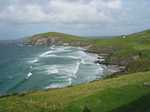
[0,44,126,97]
[83,45,126,77]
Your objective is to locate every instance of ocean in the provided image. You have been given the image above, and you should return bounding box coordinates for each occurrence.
[0,42,106,95]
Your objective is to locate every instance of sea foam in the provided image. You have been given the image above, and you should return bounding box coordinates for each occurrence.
[39,51,53,57]
[28,58,38,63]
[47,65,59,74]
[26,46,105,89]
[26,72,32,79]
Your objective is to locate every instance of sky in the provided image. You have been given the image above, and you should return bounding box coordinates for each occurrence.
[0,0,150,40]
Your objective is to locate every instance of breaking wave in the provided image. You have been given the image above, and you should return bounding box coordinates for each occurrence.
[26,72,33,79]
[47,65,59,74]
[26,46,105,89]
[28,58,38,63]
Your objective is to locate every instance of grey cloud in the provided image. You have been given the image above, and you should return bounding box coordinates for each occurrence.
[0,0,150,39]
[0,0,123,24]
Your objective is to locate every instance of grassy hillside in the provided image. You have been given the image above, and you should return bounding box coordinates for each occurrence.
[0,72,150,112]
[31,32,82,41]
[88,30,150,73]
[1,29,150,112]
[25,32,88,46]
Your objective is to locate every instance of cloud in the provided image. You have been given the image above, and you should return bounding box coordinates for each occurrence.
[0,0,123,24]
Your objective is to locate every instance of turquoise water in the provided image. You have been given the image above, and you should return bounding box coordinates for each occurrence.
[0,42,106,95]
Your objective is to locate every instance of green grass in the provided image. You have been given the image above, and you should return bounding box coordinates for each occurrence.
[110,94,150,112]
[88,30,150,73]
[0,72,150,112]
[26,32,87,45]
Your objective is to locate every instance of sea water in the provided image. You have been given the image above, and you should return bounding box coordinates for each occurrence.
[0,42,106,95]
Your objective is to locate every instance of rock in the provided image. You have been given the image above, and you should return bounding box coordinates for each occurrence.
[63,43,69,46]
[132,55,140,60]
[34,38,50,46]
[94,58,105,65]
[103,65,126,76]
[119,66,126,71]
[144,82,150,87]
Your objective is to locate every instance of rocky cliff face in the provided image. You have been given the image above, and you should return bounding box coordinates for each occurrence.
[25,33,90,47]
[25,35,58,46]
[33,38,50,45]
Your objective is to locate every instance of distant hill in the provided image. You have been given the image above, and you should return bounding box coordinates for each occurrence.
[25,32,87,46]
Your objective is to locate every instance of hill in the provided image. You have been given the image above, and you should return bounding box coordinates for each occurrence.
[25,32,87,46]
[88,30,150,74]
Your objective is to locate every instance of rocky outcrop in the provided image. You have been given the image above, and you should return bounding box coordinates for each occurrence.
[34,38,50,45]
[25,34,91,47]
[25,35,59,46]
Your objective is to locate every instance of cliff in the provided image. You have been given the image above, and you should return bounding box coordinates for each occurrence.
[25,32,89,46]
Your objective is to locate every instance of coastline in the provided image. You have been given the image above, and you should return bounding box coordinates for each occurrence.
[0,44,125,97]
[25,35,127,77]
[84,48,126,77]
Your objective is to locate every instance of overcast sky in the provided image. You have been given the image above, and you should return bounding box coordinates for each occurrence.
[0,0,150,39]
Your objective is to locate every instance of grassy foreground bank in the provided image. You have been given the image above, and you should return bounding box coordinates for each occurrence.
[0,29,150,112]
[0,71,150,112]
